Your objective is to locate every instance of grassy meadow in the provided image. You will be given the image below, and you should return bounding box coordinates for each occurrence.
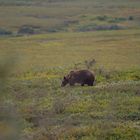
[0,0,140,140]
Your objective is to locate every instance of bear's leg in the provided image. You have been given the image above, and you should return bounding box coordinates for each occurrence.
[84,79,93,86]
[89,82,93,86]
[81,83,84,86]
[69,82,74,86]
[69,79,75,86]
[88,81,93,86]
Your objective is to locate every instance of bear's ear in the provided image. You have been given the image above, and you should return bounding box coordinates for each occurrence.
[64,76,66,80]
[70,70,74,73]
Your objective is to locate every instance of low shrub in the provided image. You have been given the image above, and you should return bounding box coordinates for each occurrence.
[18,25,35,35]
[0,28,12,36]
[46,25,67,33]
[109,17,127,23]
[95,15,108,21]
[95,25,123,30]
[76,24,97,32]
[77,24,124,32]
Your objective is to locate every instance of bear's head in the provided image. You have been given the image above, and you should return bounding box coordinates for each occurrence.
[61,76,69,87]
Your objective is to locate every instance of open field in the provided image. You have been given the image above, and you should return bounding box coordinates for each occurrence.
[0,0,140,33]
[0,0,140,140]
[1,29,140,73]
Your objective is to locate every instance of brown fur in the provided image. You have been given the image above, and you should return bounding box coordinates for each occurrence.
[61,70,95,87]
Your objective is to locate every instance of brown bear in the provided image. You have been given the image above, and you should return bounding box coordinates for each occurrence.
[61,70,95,87]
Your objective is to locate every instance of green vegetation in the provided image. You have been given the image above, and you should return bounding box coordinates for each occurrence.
[0,0,140,140]
[0,0,140,34]
[0,28,12,36]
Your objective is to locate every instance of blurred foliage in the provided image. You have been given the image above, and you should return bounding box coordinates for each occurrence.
[0,56,24,140]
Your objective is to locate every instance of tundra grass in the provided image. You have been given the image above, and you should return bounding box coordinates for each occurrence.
[1,76,140,140]
[0,0,140,140]
[0,29,140,75]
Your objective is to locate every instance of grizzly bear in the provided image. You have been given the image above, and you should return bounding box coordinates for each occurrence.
[61,70,95,87]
